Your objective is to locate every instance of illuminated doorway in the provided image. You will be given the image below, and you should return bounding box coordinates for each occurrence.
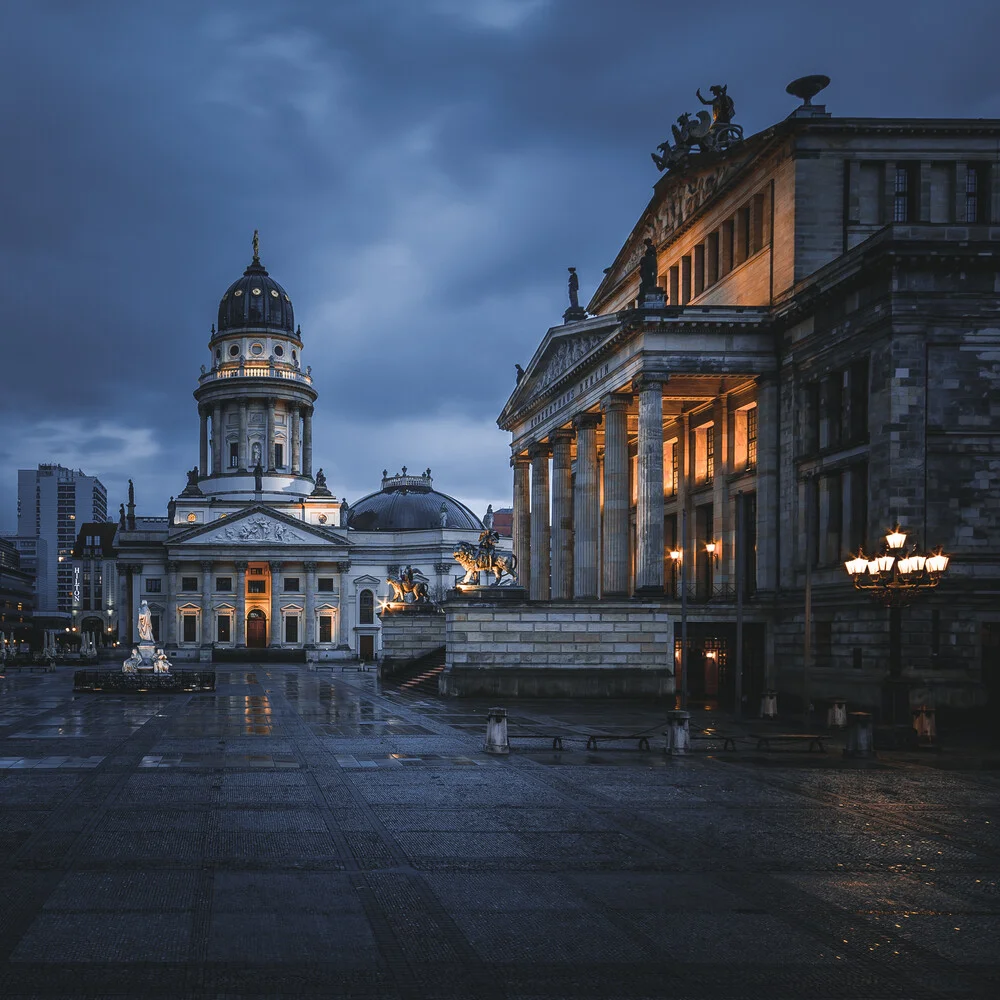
[247,609,267,648]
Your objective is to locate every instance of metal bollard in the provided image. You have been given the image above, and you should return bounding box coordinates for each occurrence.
[827,698,848,729]
[665,710,691,755]
[760,690,778,719]
[912,705,937,746]
[844,711,874,758]
[483,706,510,755]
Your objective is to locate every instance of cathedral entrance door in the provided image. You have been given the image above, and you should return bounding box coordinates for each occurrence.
[247,610,267,648]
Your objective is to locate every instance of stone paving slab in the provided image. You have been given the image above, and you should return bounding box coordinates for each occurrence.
[0,663,998,998]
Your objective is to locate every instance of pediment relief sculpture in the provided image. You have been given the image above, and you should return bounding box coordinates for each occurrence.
[532,333,606,395]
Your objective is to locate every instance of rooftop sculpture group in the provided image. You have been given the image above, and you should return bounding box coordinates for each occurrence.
[651,85,744,173]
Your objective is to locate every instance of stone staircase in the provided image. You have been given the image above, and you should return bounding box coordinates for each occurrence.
[385,646,446,696]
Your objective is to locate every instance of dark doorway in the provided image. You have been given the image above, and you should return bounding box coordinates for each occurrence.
[247,609,267,648]
[359,634,375,661]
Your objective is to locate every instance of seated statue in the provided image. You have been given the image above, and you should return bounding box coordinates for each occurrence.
[122,647,142,674]
[152,648,172,674]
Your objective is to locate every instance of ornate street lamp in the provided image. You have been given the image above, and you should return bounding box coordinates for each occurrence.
[844,525,950,726]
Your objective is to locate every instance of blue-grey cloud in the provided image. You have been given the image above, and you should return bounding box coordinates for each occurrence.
[1,0,999,530]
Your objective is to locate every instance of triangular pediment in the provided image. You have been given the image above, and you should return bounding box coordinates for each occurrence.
[171,504,346,547]
[499,318,618,421]
[352,574,382,586]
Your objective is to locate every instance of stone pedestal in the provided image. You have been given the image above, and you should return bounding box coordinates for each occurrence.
[484,707,509,754]
[844,711,874,758]
[760,690,778,719]
[827,698,848,729]
[665,710,691,755]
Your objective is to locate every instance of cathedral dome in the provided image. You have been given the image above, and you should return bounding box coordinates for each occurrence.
[216,235,295,335]
[348,469,483,532]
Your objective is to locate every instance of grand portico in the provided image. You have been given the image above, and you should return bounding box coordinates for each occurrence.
[499,80,1000,712]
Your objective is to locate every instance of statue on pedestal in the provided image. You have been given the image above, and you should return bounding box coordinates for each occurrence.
[123,647,142,673]
[137,600,154,642]
[152,648,172,674]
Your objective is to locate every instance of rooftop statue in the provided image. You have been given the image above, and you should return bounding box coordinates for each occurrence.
[515,364,525,383]
[638,239,660,300]
[568,267,580,309]
[697,84,735,125]
[651,85,744,173]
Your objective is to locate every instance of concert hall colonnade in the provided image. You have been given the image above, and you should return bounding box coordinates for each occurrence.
[499,89,1000,713]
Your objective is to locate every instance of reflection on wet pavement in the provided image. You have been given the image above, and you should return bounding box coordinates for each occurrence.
[0,662,997,998]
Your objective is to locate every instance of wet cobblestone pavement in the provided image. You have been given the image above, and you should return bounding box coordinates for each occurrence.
[0,664,998,998]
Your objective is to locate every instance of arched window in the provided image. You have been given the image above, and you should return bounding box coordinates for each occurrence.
[360,589,374,625]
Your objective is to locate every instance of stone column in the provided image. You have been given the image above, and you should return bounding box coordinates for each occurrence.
[304,561,317,645]
[269,561,283,646]
[129,565,142,646]
[235,561,248,646]
[677,413,691,597]
[550,429,574,600]
[338,561,350,646]
[265,399,275,471]
[635,375,665,594]
[601,393,630,597]
[164,561,177,644]
[291,407,301,475]
[238,404,248,471]
[573,411,602,599]
[212,404,222,474]
[528,442,552,601]
[200,560,213,646]
[303,408,314,476]
[713,394,730,591]
[199,408,208,477]
[512,454,531,593]
[755,376,779,593]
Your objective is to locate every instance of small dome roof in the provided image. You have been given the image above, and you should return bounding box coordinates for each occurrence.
[216,235,295,336]
[348,469,483,532]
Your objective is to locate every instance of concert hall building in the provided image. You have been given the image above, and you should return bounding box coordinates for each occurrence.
[498,82,1000,715]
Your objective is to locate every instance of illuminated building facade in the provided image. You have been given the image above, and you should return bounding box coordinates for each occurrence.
[499,90,1000,712]
[115,241,483,661]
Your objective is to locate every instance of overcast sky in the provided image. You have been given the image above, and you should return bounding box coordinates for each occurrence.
[2,0,999,532]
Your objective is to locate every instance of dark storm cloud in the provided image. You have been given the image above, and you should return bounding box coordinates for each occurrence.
[2,0,1000,527]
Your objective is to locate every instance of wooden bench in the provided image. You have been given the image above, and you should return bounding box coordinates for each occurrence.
[690,732,738,751]
[585,734,651,751]
[508,732,567,751]
[755,733,826,752]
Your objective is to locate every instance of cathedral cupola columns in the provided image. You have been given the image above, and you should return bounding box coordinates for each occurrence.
[193,233,318,500]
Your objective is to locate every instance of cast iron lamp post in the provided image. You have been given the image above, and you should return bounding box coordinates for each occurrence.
[843,526,950,725]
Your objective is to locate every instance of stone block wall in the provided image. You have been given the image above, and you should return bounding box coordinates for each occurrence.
[378,605,446,674]
[440,598,674,698]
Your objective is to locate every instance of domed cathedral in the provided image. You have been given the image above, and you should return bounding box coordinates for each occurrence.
[112,235,486,664]
[195,230,317,500]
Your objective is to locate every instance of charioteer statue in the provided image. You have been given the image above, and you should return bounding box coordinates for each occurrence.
[651,84,744,173]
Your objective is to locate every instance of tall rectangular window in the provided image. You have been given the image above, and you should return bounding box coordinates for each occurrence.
[319,616,333,643]
[229,442,239,468]
[746,406,757,468]
[285,615,299,643]
[151,615,160,642]
[274,443,284,468]
[672,442,679,496]
[183,614,197,643]
[894,165,911,222]
[966,166,979,223]
[705,427,715,482]
[217,615,231,643]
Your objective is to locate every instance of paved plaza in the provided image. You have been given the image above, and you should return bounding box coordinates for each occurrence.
[0,664,997,999]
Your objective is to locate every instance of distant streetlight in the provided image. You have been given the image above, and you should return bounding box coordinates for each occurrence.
[844,525,950,726]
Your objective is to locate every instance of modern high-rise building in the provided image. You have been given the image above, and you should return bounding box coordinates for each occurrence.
[14,464,108,618]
